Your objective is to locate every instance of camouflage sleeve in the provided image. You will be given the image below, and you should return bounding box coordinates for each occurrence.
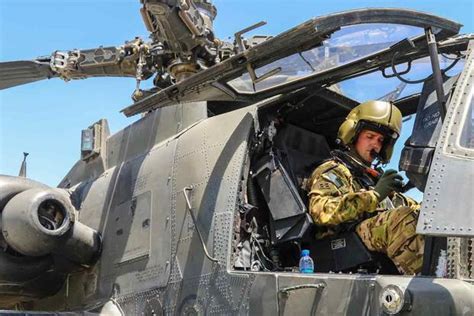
[307,164,379,226]
[402,194,421,211]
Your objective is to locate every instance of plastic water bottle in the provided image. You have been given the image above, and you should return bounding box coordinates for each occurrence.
[299,249,314,273]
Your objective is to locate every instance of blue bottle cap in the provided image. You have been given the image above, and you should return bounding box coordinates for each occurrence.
[301,249,310,256]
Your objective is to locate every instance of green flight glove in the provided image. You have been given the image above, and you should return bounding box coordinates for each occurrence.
[374,169,404,201]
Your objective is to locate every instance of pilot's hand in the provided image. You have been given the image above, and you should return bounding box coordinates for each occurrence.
[374,169,404,201]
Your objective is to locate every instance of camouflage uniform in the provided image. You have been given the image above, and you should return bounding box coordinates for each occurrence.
[307,158,423,275]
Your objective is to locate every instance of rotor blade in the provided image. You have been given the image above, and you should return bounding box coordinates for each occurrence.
[0,60,56,90]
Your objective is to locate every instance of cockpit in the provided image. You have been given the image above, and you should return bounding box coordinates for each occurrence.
[120,8,473,276]
[210,11,472,275]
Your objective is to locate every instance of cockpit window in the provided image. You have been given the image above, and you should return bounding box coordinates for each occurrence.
[228,23,423,93]
[337,55,465,102]
[460,93,474,149]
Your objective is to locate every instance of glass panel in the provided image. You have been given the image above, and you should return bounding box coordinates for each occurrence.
[460,92,474,149]
[339,55,465,102]
[228,23,423,93]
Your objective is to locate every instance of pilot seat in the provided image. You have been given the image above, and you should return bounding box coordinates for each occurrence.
[251,123,399,274]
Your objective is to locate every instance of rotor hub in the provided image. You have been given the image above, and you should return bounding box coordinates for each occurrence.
[168,60,199,82]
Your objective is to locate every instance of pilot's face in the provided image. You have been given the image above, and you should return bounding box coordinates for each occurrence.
[354,129,384,164]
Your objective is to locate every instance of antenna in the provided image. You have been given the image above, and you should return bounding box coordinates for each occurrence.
[18,152,29,177]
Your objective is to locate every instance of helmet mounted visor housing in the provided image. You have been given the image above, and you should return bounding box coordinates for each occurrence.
[337,100,402,163]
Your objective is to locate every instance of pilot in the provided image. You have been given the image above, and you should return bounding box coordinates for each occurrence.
[306,100,423,275]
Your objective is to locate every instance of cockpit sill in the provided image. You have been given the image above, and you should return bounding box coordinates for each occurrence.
[229,269,474,314]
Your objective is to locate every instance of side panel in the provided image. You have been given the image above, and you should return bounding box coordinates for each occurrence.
[247,272,474,316]
[418,41,474,237]
[277,275,374,315]
[96,142,175,297]
[115,106,256,314]
[31,103,208,310]
[249,274,278,316]
[31,132,176,311]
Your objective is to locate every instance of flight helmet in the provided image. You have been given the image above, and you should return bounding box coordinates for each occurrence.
[337,100,402,163]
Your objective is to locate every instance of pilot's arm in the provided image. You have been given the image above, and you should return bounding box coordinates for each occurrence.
[393,192,421,211]
[307,161,379,226]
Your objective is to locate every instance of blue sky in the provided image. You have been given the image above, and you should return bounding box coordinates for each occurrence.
[0,0,472,202]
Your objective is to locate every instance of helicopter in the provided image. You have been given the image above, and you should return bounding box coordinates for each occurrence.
[0,0,473,314]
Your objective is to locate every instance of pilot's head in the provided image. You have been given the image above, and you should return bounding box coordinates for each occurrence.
[337,100,402,164]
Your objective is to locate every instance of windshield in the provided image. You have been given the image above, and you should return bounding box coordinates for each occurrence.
[338,55,466,102]
[228,23,424,93]
[460,92,474,149]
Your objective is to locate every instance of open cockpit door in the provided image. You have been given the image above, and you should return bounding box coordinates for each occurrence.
[121,8,462,117]
[417,40,474,237]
